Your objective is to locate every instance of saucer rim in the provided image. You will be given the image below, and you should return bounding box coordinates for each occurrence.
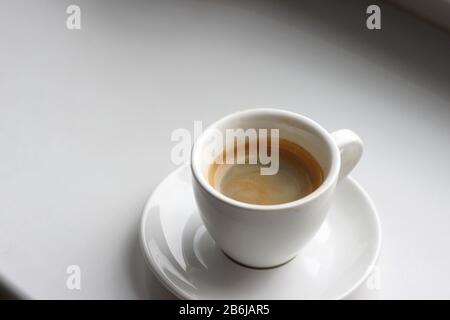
[139,165,382,300]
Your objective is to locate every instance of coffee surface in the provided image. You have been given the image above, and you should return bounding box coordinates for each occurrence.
[208,138,323,205]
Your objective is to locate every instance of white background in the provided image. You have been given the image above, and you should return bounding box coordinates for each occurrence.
[1,0,450,299]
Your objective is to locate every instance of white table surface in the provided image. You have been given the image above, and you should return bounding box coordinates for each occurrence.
[1,0,450,299]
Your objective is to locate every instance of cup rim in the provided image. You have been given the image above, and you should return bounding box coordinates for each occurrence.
[190,108,340,211]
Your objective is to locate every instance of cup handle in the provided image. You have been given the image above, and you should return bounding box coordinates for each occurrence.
[331,129,364,183]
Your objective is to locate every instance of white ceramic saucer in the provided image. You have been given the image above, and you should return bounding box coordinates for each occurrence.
[140,165,381,300]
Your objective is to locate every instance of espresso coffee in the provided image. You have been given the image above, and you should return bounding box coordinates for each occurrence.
[208,138,323,205]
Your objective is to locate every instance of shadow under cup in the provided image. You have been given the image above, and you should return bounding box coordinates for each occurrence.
[191,109,340,268]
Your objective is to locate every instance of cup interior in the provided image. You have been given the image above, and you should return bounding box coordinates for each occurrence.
[191,109,339,208]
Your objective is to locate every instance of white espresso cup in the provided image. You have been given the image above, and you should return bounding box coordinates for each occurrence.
[191,108,363,268]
